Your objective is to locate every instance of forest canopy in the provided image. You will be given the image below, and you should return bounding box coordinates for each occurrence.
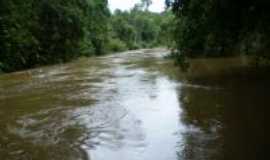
[1,0,269,73]
[169,0,270,58]
[0,0,171,72]
[0,0,110,72]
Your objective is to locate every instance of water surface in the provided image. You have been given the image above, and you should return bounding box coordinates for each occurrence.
[0,49,268,160]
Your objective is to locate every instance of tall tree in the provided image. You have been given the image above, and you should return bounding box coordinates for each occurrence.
[142,0,152,10]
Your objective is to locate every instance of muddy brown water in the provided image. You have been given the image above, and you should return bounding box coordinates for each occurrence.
[0,49,268,160]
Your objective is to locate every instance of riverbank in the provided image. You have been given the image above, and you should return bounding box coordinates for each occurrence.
[0,47,167,74]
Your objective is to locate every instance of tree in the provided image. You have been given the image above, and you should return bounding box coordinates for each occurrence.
[0,0,171,73]
[109,7,170,50]
[170,0,270,59]
[0,0,111,72]
[141,0,153,11]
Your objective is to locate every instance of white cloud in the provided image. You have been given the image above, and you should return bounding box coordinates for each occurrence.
[108,0,165,13]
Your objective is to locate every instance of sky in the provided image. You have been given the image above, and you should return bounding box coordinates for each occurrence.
[108,0,165,13]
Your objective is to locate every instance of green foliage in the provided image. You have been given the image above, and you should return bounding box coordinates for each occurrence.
[107,38,127,52]
[36,0,84,63]
[156,11,175,48]
[0,0,110,72]
[0,0,172,73]
[110,6,172,50]
[170,0,270,58]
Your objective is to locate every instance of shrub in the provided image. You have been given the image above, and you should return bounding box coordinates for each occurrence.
[108,38,127,52]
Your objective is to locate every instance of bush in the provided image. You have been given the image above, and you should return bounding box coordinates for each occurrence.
[108,38,127,52]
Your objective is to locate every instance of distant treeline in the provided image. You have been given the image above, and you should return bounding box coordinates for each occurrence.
[0,0,171,73]
[168,0,270,59]
[109,7,173,52]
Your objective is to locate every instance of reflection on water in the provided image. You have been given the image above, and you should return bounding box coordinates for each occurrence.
[176,57,269,160]
[0,48,268,160]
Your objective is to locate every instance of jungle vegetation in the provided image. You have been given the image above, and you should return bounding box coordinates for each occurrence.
[168,0,270,61]
[1,0,269,73]
[0,0,172,72]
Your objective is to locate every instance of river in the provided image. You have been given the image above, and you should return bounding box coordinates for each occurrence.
[0,48,268,160]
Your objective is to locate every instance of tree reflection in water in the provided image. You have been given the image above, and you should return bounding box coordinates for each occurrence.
[177,68,269,160]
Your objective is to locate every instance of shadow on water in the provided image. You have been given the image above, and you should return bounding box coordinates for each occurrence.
[173,57,269,160]
[0,48,269,160]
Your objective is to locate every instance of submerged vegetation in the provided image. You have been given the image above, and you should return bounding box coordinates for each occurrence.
[0,0,171,73]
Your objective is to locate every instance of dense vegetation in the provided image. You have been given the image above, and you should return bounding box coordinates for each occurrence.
[0,0,110,72]
[3,0,269,73]
[109,7,173,52]
[168,0,270,60]
[0,0,171,73]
